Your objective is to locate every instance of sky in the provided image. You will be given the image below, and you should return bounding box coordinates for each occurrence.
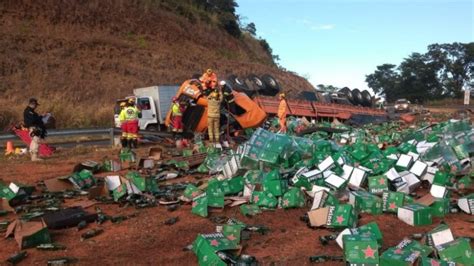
[236,0,474,92]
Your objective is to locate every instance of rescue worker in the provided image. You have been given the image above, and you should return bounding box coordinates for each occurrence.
[118,102,128,148]
[119,98,141,149]
[219,80,236,114]
[23,98,46,161]
[207,88,223,146]
[170,96,186,135]
[277,93,288,133]
[200,68,218,95]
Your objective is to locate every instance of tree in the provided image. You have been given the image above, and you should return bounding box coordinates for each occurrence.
[365,64,400,102]
[219,13,241,38]
[244,22,257,36]
[398,53,442,103]
[426,43,474,97]
[316,84,339,92]
[366,42,473,103]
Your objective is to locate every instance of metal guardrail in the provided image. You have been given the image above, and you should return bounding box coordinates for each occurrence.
[0,128,175,147]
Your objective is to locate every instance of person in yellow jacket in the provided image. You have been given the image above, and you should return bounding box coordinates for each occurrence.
[119,98,141,149]
[207,89,223,145]
[118,102,128,148]
[277,93,288,133]
[170,96,185,134]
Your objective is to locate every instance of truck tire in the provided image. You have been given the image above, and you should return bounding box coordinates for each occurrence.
[247,74,266,94]
[361,90,373,107]
[339,87,354,104]
[316,92,327,103]
[299,91,318,101]
[227,74,254,97]
[352,89,363,106]
[227,74,247,87]
[261,74,281,96]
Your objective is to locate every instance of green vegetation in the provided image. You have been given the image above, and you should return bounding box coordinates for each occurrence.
[155,0,279,66]
[366,42,474,103]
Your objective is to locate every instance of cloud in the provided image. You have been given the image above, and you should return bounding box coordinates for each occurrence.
[311,24,335,31]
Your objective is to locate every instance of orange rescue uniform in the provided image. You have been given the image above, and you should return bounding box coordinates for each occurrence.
[278,99,287,133]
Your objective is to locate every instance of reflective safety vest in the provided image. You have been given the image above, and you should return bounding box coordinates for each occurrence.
[278,99,287,119]
[171,103,182,116]
[119,106,140,121]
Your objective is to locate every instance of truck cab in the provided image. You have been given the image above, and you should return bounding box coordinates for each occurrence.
[115,85,180,131]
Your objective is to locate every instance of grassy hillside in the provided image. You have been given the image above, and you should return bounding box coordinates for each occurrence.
[0,0,314,129]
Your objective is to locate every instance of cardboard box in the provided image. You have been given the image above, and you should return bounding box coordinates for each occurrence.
[349,191,383,215]
[436,238,474,265]
[105,175,141,201]
[336,222,383,249]
[348,167,367,189]
[457,193,474,214]
[148,147,162,160]
[324,174,347,190]
[307,204,356,228]
[421,167,438,184]
[410,160,428,177]
[318,156,335,172]
[68,169,96,190]
[382,191,405,213]
[396,154,414,171]
[424,224,454,249]
[343,235,379,265]
[398,204,432,226]
[311,190,338,210]
[126,171,157,193]
[430,184,448,198]
[222,154,244,179]
[136,158,154,169]
[43,177,74,192]
[419,257,456,266]
[302,169,323,182]
[341,165,354,180]
[192,232,240,266]
[192,193,208,217]
[5,219,51,249]
[368,175,389,195]
[399,172,421,193]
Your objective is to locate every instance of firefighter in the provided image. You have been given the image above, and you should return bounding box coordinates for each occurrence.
[23,98,46,161]
[118,102,128,148]
[200,68,218,95]
[207,88,223,145]
[219,80,236,114]
[119,98,141,149]
[277,93,288,133]
[170,96,186,135]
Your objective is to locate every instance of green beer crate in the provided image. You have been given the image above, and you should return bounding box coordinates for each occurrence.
[343,235,379,265]
[368,175,389,195]
[349,191,383,215]
[437,238,474,265]
[192,232,240,266]
[327,204,357,229]
[430,198,449,218]
[336,221,383,248]
[398,204,432,226]
[382,191,405,213]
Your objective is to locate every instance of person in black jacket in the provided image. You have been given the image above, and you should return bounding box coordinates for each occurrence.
[23,98,46,161]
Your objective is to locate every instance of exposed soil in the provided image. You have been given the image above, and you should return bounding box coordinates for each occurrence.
[0,0,315,129]
[0,146,473,265]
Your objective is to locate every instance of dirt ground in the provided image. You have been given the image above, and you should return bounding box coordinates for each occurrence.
[0,146,473,266]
